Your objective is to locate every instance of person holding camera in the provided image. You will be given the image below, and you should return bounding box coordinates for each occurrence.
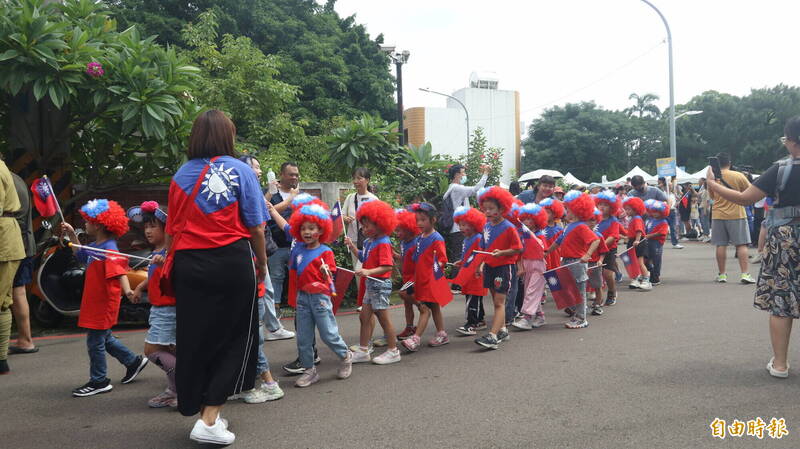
[705,116,800,378]
[708,152,756,284]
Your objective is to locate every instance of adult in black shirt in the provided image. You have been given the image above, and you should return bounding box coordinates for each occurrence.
[267,162,299,305]
[705,116,800,379]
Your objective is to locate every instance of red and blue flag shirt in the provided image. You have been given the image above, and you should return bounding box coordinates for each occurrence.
[357,235,394,303]
[166,156,268,251]
[556,222,600,260]
[283,224,337,307]
[76,240,129,330]
[520,225,545,261]
[646,218,669,245]
[400,237,418,283]
[480,219,522,267]
[624,216,645,241]
[412,231,450,304]
[590,230,609,263]
[456,234,487,296]
[597,217,621,250]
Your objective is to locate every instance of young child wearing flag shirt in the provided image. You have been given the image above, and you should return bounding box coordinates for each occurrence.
[451,206,488,336]
[594,192,623,306]
[506,200,526,323]
[622,197,653,291]
[345,200,401,365]
[394,208,420,340]
[586,209,610,316]
[644,199,670,286]
[540,198,565,272]
[127,201,185,408]
[544,192,601,329]
[61,199,149,397]
[400,203,453,352]
[474,187,523,349]
[512,203,549,330]
[268,202,353,388]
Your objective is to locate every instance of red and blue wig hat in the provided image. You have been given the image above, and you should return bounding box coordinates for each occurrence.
[356,199,398,235]
[538,197,565,219]
[563,191,596,222]
[622,196,646,217]
[453,206,487,233]
[409,202,437,220]
[518,203,548,230]
[79,199,129,237]
[288,203,333,243]
[506,198,524,225]
[593,190,620,215]
[477,186,515,213]
[291,193,325,210]
[395,208,419,235]
[645,199,670,217]
[127,201,167,225]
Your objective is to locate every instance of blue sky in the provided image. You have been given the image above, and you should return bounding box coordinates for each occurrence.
[333,0,800,126]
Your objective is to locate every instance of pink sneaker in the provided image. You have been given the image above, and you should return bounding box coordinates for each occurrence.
[401,335,420,352]
[428,331,450,347]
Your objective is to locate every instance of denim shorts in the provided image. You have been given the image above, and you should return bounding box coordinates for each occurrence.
[145,305,177,345]
[364,278,392,310]
[13,256,34,288]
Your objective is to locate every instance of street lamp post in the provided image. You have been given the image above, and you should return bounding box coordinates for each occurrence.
[419,87,470,158]
[675,110,703,120]
[384,49,410,146]
[640,0,676,162]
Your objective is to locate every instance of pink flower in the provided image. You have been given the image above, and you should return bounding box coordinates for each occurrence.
[86,62,105,78]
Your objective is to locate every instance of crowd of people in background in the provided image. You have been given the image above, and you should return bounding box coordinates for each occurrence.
[2,112,799,446]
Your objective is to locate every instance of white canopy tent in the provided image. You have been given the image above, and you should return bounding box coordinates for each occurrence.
[601,166,657,187]
[518,169,564,183]
[562,172,588,187]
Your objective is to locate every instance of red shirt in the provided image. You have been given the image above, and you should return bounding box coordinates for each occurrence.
[480,219,523,267]
[459,234,487,296]
[521,227,545,261]
[147,249,175,307]
[590,230,609,263]
[646,218,669,245]
[412,232,449,304]
[557,222,600,259]
[400,237,417,283]
[625,216,645,240]
[597,218,621,250]
[77,240,129,330]
[359,236,394,279]
[287,243,337,307]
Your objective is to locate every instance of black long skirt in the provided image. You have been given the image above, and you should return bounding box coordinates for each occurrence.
[174,239,258,416]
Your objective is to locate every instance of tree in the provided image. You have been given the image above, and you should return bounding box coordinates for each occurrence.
[108,0,396,129]
[0,0,199,189]
[625,92,661,118]
[378,142,452,206]
[457,127,503,186]
[325,115,400,179]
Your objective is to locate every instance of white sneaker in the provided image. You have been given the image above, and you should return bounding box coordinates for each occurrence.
[672,244,684,249]
[242,382,285,403]
[349,343,373,354]
[767,357,789,378]
[265,328,295,341]
[587,291,596,300]
[532,315,546,328]
[190,418,235,445]
[639,280,653,291]
[512,316,533,330]
[372,348,401,365]
[629,278,641,289]
[350,348,372,364]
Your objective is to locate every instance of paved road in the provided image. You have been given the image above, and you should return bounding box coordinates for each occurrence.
[2,242,799,448]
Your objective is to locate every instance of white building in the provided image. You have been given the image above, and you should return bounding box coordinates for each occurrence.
[404,72,521,183]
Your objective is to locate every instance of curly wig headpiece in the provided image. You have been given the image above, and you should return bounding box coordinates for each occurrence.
[356,199,397,235]
[395,208,420,235]
[289,203,333,243]
[453,205,487,233]
[593,190,620,215]
[80,199,129,237]
[477,186,515,213]
[622,196,646,217]
[563,191,596,222]
[518,203,548,230]
[538,197,565,219]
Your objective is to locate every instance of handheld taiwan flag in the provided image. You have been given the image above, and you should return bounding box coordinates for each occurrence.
[619,246,642,279]
[30,176,60,219]
[431,252,454,307]
[327,201,344,243]
[544,266,582,310]
[452,251,485,288]
[332,268,355,314]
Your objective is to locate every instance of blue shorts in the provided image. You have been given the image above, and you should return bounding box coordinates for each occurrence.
[145,305,177,346]
[363,278,392,310]
[13,256,34,288]
[483,264,516,295]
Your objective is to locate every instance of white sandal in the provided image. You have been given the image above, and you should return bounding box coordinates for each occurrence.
[767,357,789,378]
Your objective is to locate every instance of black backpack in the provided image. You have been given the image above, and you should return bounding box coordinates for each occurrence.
[439,190,455,231]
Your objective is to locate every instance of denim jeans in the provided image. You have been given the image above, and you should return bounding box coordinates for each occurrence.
[667,210,680,245]
[262,268,282,332]
[256,296,271,375]
[268,247,291,305]
[505,266,519,322]
[699,208,711,236]
[295,292,348,369]
[646,240,664,283]
[86,329,137,382]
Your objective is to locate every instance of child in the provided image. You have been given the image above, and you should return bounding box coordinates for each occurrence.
[594,191,622,306]
[400,203,452,351]
[544,192,600,329]
[394,208,420,340]
[621,197,652,291]
[512,203,548,330]
[268,202,353,387]
[474,187,523,349]
[586,209,609,316]
[61,199,148,397]
[539,198,565,271]
[506,200,525,323]
[127,201,184,408]
[644,199,670,286]
[345,200,401,365]
[451,206,488,335]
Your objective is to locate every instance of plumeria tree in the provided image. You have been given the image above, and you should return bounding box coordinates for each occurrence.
[458,127,503,186]
[0,0,199,189]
